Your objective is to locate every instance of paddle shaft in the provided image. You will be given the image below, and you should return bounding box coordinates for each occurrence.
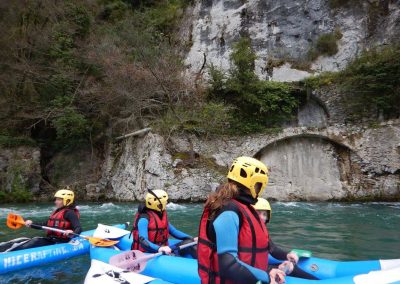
[30,224,81,238]
[174,240,197,250]
[137,240,197,262]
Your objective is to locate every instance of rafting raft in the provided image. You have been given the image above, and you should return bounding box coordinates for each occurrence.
[86,235,400,284]
[0,223,128,275]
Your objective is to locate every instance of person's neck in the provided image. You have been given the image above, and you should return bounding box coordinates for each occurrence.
[235,187,257,205]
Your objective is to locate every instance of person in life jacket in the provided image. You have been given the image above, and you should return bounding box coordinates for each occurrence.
[131,189,197,257]
[253,198,318,280]
[197,156,285,284]
[9,188,82,252]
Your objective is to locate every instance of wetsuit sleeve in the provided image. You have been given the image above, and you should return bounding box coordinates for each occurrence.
[268,239,289,260]
[64,210,82,234]
[168,223,191,240]
[137,217,161,252]
[214,211,271,283]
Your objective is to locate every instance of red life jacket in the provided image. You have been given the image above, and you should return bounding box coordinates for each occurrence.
[197,199,269,284]
[46,207,80,239]
[131,209,169,251]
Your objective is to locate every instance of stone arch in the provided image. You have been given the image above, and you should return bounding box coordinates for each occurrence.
[254,134,363,201]
[297,94,330,128]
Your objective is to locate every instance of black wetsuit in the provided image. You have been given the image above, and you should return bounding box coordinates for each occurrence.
[8,208,82,252]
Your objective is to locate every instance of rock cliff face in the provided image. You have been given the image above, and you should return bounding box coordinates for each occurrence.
[1,0,399,202]
[185,0,400,81]
[93,117,399,201]
[0,146,41,198]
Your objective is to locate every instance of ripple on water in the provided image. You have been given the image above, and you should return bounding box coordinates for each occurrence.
[166,202,187,210]
[100,202,116,208]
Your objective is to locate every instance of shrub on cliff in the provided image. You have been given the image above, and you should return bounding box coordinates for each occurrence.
[340,44,400,120]
[308,29,343,60]
[305,44,400,121]
[208,37,299,133]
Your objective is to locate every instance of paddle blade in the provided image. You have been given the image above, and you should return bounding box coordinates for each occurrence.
[6,213,25,230]
[86,236,119,247]
[109,250,148,273]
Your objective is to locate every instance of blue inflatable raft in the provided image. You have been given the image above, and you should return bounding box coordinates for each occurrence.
[0,223,127,275]
[88,235,400,284]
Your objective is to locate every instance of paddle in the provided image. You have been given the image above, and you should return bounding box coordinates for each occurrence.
[290,249,312,259]
[109,240,198,273]
[6,213,119,247]
[273,249,313,282]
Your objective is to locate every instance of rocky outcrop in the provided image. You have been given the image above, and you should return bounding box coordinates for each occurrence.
[185,0,400,82]
[0,146,41,197]
[90,134,223,202]
[92,119,399,201]
[44,147,103,200]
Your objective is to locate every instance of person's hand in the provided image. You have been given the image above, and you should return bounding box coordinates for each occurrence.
[158,246,172,255]
[269,268,285,284]
[278,260,294,274]
[25,220,33,227]
[193,237,198,242]
[287,252,299,264]
[63,230,74,236]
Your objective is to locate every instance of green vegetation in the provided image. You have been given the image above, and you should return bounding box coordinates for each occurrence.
[340,45,400,120]
[207,37,300,134]
[308,29,343,60]
[329,0,361,9]
[0,134,37,147]
[0,0,190,149]
[305,44,400,121]
[0,168,33,203]
[154,37,300,136]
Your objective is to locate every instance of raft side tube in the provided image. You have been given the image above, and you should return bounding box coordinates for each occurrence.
[0,224,127,274]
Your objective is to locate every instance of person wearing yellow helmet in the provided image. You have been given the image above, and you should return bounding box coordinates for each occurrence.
[131,189,196,257]
[253,198,318,280]
[198,156,285,284]
[9,187,82,251]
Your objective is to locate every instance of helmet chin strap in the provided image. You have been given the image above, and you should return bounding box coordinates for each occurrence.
[148,189,164,211]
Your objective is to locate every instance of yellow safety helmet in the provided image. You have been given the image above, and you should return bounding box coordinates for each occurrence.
[54,188,75,207]
[145,190,168,212]
[227,156,269,198]
[253,197,272,223]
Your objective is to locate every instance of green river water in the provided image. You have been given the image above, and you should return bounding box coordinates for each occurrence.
[1,202,400,283]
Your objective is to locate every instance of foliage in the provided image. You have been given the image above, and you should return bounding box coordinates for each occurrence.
[340,45,400,120]
[0,0,189,150]
[0,188,33,203]
[304,44,400,121]
[207,37,299,133]
[52,107,89,144]
[153,102,232,136]
[329,0,361,9]
[0,135,37,147]
[304,72,339,89]
[0,169,33,203]
[309,29,343,60]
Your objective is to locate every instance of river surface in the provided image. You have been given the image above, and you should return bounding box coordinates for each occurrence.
[1,202,399,283]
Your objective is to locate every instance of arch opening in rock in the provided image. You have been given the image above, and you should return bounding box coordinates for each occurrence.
[255,135,361,201]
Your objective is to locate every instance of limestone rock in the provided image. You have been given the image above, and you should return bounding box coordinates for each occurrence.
[185,0,400,81]
[0,146,41,197]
